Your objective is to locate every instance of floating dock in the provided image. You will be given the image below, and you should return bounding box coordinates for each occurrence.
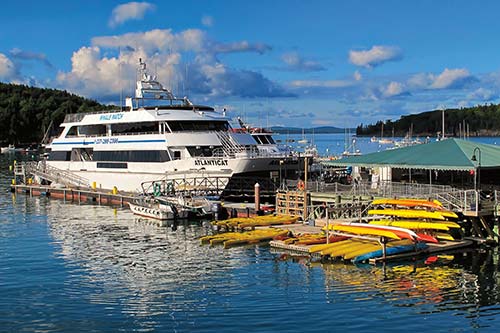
[269,238,475,264]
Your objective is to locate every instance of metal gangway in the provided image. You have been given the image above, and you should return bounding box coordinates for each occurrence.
[15,161,90,188]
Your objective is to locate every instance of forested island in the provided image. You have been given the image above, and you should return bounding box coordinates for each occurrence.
[4,82,500,146]
[270,126,348,134]
[0,83,114,145]
[356,104,500,137]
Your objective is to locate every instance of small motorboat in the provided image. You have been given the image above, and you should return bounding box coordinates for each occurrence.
[128,196,189,220]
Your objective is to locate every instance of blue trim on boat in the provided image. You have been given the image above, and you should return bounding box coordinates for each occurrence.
[118,139,166,143]
[52,139,166,145]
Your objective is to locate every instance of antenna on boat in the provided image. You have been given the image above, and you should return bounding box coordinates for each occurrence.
[119,48,123,111]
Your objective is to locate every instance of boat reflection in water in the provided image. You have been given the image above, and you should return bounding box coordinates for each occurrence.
[43,200,253,323]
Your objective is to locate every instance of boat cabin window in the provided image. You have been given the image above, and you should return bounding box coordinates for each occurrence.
[253,135,275,145]
[78,124,107,137]
[49,150,71,161]
[66,126,78,137]
[172,151,181,160]
[71,148,94,161]
[94,150,170,162]
[167,121,229,132]
[111,121,159,135]
[187,146,215,157]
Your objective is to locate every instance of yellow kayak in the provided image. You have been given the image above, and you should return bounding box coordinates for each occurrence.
[369,220,460,231]
[321,240,374,257]
[309,239,356,254]
[309,240,352,253]
[343,239,413,260]
[372,198,443,210]
[368,209,446,220]
[331,224,402,240]
[435,232,455,241]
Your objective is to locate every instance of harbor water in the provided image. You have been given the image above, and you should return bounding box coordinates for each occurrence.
[2,141,500,332]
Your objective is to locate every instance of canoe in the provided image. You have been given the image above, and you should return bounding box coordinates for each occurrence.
[368,209,446,220]
[352,242,429,263]
[369,220,460,231]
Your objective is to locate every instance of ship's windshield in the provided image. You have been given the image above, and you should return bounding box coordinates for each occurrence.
[167,121,229,132]
[111,121,158,135]
[253,134,275,145]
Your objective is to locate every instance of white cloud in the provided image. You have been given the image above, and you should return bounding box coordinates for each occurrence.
[349,45,402,68]
[108,2,156,28]
[353,70,362,81]
[467,87,497,101]
[429,68,472,89]
[0,53,17,79]
[382,81,406,97]
[290,80,353,88]
[201,15,214,27]
[407,73,433,89]
[280,52,325,72]
[92,29,206,54]
[212,41,271,54]
[58,29,290,100]
[9,48,53,68]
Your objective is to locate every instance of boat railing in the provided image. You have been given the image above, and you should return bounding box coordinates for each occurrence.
[19,160,90,188]
[213,131,246,158]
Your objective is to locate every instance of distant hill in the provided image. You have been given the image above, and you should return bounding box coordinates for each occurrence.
[270,126,351,134]
[0,82,115,145]
[356,104,500,137]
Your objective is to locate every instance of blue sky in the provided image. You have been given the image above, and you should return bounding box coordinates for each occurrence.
[1,0,500,128]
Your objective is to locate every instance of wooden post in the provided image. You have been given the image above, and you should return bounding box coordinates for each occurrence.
[254,183,260,212]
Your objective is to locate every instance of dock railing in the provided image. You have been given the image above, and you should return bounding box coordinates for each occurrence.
[18,161,90,188]
[303,179,491,217]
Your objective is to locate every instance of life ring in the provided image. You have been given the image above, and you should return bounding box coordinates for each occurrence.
[297,180,305,191]
[153,183,162,197]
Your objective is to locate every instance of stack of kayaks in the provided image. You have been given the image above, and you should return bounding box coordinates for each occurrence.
[368,198,460,242]
[318,222,429,262]
[200,228,289,249]
[212,215,299,231]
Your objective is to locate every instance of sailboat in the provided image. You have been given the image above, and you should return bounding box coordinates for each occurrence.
[378,123,393,144]
[298,128,309,145]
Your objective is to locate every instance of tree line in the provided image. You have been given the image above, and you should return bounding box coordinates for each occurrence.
[356,104,500,137]
[0,82,114,145]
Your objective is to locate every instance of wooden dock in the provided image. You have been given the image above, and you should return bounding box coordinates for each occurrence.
[11,184,136,206]
[269,238,475,265]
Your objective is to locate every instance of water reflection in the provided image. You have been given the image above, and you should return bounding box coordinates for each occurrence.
[43,201,253,322]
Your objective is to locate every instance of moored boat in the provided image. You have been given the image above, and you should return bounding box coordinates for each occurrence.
[44,59,302,193]
[128,196,189,220]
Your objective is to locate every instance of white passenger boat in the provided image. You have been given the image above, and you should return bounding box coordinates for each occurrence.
[45,59,301,193]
